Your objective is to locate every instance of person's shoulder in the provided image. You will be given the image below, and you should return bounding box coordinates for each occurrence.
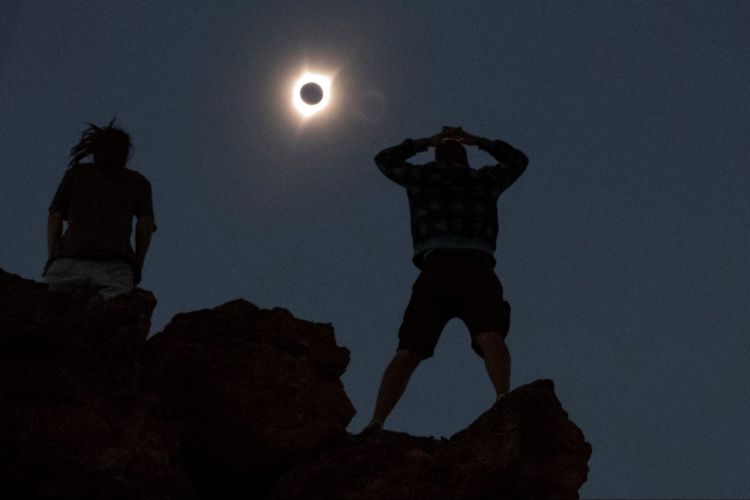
[123,167,152,186]
[61,162,93,180]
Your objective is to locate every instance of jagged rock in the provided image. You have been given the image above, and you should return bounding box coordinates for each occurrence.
[142,299,356,498]
[0,266,591,499]
[271,380,591,500]
[0,267,195,499]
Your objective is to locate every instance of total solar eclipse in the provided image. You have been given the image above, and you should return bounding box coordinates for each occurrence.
[300,82,324,105]
[292,71,332,118]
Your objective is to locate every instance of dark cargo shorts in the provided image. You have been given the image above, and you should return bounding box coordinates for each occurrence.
[398,250,511,359]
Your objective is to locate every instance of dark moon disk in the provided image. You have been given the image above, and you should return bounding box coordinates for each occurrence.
[300,82,324,105]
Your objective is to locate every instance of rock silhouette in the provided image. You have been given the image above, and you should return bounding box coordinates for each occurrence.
[0,267,591,499]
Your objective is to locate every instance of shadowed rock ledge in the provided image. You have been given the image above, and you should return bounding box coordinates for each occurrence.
[0,267,591,499]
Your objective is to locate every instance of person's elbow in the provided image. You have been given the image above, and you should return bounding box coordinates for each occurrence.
[374,150,392,168]
[136,215,155,233]
[375,153,397,177]
[513,149,529,169]
[48,210,64,224]
[47,211,64,236]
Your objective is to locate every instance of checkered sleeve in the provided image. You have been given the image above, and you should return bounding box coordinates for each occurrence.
[475,137,529,191]
[374,138,432,187]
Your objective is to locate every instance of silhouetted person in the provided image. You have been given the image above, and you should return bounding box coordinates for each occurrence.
[44,121,156,299]
[364,126,528,434]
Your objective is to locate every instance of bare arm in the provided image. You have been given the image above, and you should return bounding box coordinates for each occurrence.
[47,169,74,260]
[134,215,155,284]
[47,211,64,259]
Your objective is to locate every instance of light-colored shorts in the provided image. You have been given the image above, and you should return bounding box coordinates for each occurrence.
[45,258,134,300]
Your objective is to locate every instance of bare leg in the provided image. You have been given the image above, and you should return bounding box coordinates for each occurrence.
[370,349,422,426]
[475,332,511,398]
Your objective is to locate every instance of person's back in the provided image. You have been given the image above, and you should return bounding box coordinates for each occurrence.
[375,128,526,269]
[362,126,528,436]
[44,121,156,299]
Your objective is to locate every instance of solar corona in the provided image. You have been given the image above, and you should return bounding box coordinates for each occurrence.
[292,72,332,118]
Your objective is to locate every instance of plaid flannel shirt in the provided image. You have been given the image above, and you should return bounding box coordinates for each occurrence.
[375,136,528,268]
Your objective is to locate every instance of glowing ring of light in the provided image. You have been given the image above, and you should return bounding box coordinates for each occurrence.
[292,72,332,118]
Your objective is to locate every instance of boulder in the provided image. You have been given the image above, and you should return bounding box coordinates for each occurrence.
[142,299,355,498]
[0,267,194,499]
[0,266,591,499]
[271,380,591,500]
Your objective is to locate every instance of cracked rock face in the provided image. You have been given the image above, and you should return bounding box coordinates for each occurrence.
[0,266,591,499]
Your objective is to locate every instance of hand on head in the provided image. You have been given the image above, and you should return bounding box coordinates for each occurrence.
[430,126,478,147]
[458,129,478,145]
[429,131,444,147]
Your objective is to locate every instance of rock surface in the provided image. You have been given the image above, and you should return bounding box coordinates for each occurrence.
[142,299,355,498]
[0,268,192,499]
[0,267,591,499]
[272,380,590,500]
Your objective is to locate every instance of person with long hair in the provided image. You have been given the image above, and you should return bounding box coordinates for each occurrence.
[44,120,156,299]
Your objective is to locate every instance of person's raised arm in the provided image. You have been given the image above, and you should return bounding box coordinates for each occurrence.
[462,130,528,191]
[374,133,440,186]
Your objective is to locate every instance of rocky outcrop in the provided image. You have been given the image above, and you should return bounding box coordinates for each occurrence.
[142,299,355,498]
[272,380,590,500]
[0,268,192,499]
[0,267,591,499]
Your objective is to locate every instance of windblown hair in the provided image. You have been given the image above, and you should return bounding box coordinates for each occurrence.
[68,119,132,168]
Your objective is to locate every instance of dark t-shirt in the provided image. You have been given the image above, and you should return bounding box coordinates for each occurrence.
[47,163,155,270]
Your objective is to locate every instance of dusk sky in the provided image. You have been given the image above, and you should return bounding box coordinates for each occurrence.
[1,2,749,498]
